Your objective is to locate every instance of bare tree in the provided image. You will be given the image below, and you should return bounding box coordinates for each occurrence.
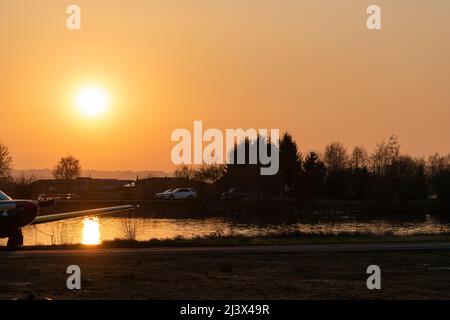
[13,174,37,198]
[350,146,369,170]
[14,173,36,185]
[53,155,81,180]
[0,143,13,181]
[52,223,73,245]
[427,153,450,177]
[173,164,195,180]
[324,142,348,173]
[120,217,142,241]
[371,135,400,175]
[193,164,226,183]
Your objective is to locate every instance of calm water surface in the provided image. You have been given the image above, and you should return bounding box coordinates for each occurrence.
[1,214,449,246]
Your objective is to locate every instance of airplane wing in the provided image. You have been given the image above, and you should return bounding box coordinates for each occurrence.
[31,205,138,225]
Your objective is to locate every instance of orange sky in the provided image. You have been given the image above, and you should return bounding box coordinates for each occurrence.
[1,0,449,172]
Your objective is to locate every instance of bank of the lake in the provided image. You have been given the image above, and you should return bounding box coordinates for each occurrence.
[4,231,450,251]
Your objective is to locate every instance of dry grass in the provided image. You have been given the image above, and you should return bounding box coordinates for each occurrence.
[120,217,143,241]
[1,250,450,300]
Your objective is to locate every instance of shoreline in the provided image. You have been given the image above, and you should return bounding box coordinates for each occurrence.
[4,232,450,251]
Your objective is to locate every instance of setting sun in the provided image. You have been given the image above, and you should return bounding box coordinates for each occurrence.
[75,86,109,117]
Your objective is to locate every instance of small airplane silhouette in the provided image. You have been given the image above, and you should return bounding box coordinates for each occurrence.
[0,190,137,249]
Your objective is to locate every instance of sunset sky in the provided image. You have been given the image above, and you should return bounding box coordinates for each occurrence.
[1,0,449,172]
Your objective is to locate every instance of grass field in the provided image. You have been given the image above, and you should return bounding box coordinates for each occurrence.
[2,232,450,300]
[1,249,450,299]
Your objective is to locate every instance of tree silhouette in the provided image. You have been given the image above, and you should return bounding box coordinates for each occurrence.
[371,135,400,175]
[350,146,369,171]
[278,132,302,195]
[193,164,226,184]
[173,164,195,180]
[324,142,348,173]
[223,136,278,194]
[387,156,427,202]
[53,156,81,180]
[428,153,450,202]
[302,152,326,200]
[0,143,13,183]
[13,174,36,198]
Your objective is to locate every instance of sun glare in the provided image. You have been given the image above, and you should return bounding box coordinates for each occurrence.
[82,217,101,245]
[75,86,109,117]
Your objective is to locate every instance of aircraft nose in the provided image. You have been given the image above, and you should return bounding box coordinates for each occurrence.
[16,201,39,226]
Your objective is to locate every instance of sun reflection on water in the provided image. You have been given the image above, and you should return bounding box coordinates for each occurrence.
[7,215,450,247]
[82,217,101,245]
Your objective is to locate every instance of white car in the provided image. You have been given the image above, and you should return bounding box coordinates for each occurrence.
[155,189,173,200]
[165,188,198,200]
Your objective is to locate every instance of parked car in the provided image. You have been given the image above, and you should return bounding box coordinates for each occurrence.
[155,189,173,200]
[165,188,198,200]
[221,187,258,200]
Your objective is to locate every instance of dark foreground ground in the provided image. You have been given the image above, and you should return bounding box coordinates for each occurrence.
[1,247,450,299]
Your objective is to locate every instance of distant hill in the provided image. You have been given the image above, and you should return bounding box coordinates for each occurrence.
[12,169,168,180]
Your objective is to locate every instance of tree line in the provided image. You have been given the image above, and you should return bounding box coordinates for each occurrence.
[1,135,449,203]
[175,134,450,203]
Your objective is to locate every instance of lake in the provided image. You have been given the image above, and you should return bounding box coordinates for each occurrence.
[1,214,449,246]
